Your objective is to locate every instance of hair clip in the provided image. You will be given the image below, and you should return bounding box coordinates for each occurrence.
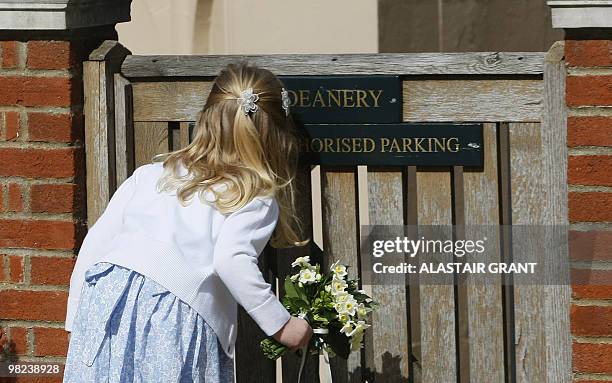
[281,88,291,116]
[237,88,259,115]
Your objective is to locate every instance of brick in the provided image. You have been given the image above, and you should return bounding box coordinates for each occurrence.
[573,342,612,374]
[0,76,71,107]
[567,76,612,107]
[31,184,79,214]
[568,116,612,147]
[566,40,612,67]
[0,185,4,212]
[8,326,28,355]
[33,327,68,356]
[569,192,612,222]
[7,183,23,212]
[28,112,82,143]
[0,147,81,178]
[0,290,67,321]
[8,255,24,283]
[0,219,78,250]
[27,41,71,70]
[1,41,18,68]
[569,156,612,186]
[31,256,74,286]
[571,305,612,336]
[572,269,612,299]
[570,230,612,261]
[4,111,20,141]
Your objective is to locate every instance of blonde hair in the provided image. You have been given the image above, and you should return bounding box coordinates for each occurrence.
[152,62,308,249]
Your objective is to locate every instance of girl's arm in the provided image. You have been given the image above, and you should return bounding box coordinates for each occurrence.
[212,196,291,337]
[64,167,141,332]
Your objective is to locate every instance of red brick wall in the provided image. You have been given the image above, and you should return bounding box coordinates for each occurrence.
[566,39,612,382]
[0,29,115,382]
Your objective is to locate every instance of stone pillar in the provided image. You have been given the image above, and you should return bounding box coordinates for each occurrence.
[0,0,130,375]
[548,0,612,380]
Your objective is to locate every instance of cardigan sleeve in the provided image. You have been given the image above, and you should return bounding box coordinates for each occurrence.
[64,167,141,332]
[212,196,291,337]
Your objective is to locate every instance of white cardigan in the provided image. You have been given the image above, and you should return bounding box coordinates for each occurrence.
[65,161,291,358]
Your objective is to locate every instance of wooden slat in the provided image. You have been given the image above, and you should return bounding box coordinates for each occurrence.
[122,52,545,78]
[114,73,134,186]
[415,169,456,383]
[132,80,542,122]
[366,170,409,382]
[134,122,170,167]
[83,41,130,225]
[132,81,212,122]
[180,122,192,148]
[321,168,361,383]
[509,122,546,383]
[541,41,571,383]
[462,123,504,382]
[403,80,543,122]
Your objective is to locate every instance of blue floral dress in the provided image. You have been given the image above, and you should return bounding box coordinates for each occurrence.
[63,261,234,383]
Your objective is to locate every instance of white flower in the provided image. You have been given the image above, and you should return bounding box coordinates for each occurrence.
[334,292,350,303]
[337,313,350,323]
[350,331,364,351]
[291,256,311,268]
[339,321,354,336]
[324,285,332,292]
[290,273,299,282]
[330,261,348,278]
[347,320,370,337]
[331,279,348,296]
[298,268,317,284]
[335,296,358,316]
[357,303,368,319]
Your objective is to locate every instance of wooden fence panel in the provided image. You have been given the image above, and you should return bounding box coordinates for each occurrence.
[83,42,572,383]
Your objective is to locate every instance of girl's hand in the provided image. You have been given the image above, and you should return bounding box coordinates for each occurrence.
[272,317,313,352]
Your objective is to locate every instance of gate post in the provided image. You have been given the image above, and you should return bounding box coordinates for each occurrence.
[0,0,131,371]
[548,0,612,380]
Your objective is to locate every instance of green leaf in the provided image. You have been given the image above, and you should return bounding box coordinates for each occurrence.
[283,277,299,299]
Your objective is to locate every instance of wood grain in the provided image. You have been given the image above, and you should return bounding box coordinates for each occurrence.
[114,73,134,186]
[83,41,130,226]
[132,81,212,122]
[134,122,169,167]
[462,123,504,382]
[416,168,456,383]
[509,122,546,383]
[403,80,543,122]
[321,168,361,383]
[122,52,545,78]
[366,170,409,383]
[541,41,571,383]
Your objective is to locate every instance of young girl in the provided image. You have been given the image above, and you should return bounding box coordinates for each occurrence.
[63,63,313,382]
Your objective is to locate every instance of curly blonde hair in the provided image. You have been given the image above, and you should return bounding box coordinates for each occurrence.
[152,62,309,248]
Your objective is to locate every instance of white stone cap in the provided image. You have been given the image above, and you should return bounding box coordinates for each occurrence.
[548,0,612,28]
[0,0,131,30]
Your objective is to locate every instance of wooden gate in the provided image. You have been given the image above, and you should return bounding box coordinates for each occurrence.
[83,40,570,383]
